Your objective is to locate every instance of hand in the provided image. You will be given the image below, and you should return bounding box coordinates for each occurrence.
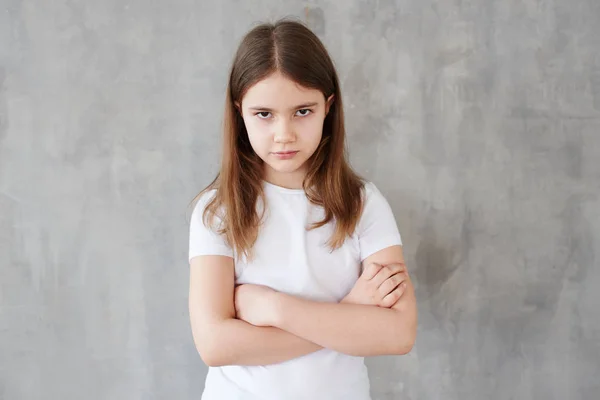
[234,284,278,327]
[342,262,409,308]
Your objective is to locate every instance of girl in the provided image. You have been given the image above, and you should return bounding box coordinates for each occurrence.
[188,19,417,400]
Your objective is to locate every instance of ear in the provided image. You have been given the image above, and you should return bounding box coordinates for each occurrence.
[325,94,335,115]
[234,101,242,114]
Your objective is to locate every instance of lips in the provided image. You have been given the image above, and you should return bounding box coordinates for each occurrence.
[272,150,299,159]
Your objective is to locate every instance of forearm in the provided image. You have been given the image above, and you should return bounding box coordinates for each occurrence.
[271,289,416,357]
[198,318,322,367]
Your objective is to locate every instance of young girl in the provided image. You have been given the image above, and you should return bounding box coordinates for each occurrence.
[188,19,417,400]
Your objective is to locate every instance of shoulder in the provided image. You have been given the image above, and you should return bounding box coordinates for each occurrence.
[191,189,218,217]
[361,181,389,204]
[189,188,233,260]
[357,181,398,228]
[356,181,402,258]
[363,181,379,194]
[190,188,224,232]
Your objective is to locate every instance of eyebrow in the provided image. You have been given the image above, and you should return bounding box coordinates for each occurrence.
[247,102,319,112]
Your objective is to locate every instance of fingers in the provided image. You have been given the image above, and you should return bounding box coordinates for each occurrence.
[384,262,407,276]
[380,282,407,308]
[378,271,408,297]
[370,267,394,288]
[371,262,406,288]
[361,262,384,280]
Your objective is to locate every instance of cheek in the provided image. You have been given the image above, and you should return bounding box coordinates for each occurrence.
[244,118,270,151]
[243,116,260,136]
[297,117,324,143]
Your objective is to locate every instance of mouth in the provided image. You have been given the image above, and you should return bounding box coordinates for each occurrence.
[272,150,299,159]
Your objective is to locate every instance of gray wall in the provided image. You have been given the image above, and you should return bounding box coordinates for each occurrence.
[1,1,599,399]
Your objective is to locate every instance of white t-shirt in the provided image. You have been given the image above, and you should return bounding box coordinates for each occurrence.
[189,181,402,400]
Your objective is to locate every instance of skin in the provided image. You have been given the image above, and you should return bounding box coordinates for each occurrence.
[237,71,334,189]
[189,72,417,367]
[235,246,416,357]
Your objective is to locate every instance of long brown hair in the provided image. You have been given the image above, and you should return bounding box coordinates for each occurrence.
[191,19,365,259]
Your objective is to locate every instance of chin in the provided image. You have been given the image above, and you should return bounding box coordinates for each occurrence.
[268,164,301,174]
[265,160,306,174]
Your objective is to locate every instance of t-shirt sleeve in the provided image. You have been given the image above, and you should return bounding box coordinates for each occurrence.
[357,182,403,261]
[188,190,234,262]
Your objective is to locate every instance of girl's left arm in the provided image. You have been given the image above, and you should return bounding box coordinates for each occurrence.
[267,244,417,357]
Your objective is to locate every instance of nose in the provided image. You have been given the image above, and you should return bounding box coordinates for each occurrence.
[273,119,296,143]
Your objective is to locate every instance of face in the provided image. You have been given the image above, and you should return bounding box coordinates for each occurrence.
[238,72,334,189]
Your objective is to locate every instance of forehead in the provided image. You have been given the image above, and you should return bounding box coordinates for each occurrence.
[242,72,323,108]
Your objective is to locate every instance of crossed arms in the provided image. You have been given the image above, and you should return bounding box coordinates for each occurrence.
[188,245,417,367]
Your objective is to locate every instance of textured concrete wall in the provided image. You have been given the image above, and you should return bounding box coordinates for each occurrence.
[1,1,599,399]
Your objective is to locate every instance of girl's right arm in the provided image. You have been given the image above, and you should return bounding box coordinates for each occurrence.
[189,254,322,367]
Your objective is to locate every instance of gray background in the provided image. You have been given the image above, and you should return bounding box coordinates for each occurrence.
[1,0,599,399]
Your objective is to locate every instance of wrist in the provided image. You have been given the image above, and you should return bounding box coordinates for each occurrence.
[268,291,287,328]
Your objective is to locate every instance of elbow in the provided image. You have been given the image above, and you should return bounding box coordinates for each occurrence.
[394,336,416,355]
[391,330,416,355]
[192,329,231,367]
[196,345,221,367]
[200,352,227,368]
[196,340,230,367]
[390,312,417,355]
[190,314,238,367]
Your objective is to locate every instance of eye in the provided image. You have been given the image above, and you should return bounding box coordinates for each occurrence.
[296,109,312,117]
[256,111,272,119]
